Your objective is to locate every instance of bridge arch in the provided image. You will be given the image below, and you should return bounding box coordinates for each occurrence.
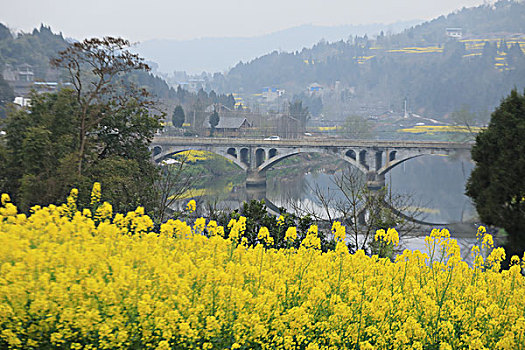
[358,150,368,170]
[152,145,163,157]
[240,148,249,166]
[388,150,397,162]
[153,145,248,171]
[346,149,356,160]
[256,148,369,174]
[377,149,454,176]
[255,148,266,167]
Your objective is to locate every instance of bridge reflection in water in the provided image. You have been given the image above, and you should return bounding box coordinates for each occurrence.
[153,137,481,261]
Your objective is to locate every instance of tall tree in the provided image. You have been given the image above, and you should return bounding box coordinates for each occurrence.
[209,110,220,136]
[466,89,525,263]
[50,37,151,175]
[0,76,14,118]
[172,105,185,128]
[1,37,162,213]
[289,100,310,132]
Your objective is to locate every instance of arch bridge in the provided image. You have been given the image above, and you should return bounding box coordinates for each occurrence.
[151,136,472,189]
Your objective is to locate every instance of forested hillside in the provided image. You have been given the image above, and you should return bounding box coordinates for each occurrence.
[211,0,525,119]
[0,24,177,103]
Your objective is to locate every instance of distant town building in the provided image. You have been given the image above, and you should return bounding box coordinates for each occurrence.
[3,64,71,98]
[446,28,463,39]
[187,79,205,92]
[13,97,31,107]
[261,87,285,102]
[203,116,251,137]
[308,83,323,95]
[3,64,35,96]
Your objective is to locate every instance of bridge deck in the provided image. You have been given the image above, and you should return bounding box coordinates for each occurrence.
[152,136,473,150]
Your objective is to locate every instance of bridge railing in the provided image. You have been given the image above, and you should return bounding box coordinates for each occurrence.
[152,136,473,150]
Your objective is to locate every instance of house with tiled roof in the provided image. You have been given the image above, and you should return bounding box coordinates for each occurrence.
[203,117,251,137]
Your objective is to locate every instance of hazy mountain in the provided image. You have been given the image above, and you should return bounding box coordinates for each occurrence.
[209,0,525,118]
[134,21,421,74]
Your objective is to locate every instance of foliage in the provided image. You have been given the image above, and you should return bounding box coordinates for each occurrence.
[50,36,156,175]
[397,124,485,135]
[154,154,199,224]
[170,87,235,132]
[466,89,525,263]
[0,37,162,214]
[288,100,310,129]
[289,167,421,253]
[0,76,14,118]
[293,92,323,117]
[1,194,524,349]
[342,115,372,139]
[209,110,220,136]
[0,23,179,113]
[448,107,489,141]
[0,23,11,42]
[211,199,336,251]
[0,24,68,80]
[172,105,185,127]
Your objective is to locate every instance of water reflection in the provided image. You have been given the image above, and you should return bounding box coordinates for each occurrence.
[189,153,483,255]
[386,155,476,225]
[265,156,476,226]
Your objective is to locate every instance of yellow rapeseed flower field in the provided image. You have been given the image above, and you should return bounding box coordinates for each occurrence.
[397,125,485,135]
[1,191,524,349]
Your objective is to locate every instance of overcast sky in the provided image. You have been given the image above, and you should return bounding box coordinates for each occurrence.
[1,0,487,42]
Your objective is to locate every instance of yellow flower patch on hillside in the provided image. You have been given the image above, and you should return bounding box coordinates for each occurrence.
[397,125,485,135]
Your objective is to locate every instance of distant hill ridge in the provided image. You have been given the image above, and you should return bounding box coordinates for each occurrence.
[207,0,525,118]
[134,21,421,75]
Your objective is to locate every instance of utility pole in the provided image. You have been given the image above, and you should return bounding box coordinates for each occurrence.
[193,110,196,132]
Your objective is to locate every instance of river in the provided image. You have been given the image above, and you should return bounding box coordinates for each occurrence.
[182,152,484,259]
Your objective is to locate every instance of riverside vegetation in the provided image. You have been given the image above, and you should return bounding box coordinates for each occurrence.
[1,186,524,349]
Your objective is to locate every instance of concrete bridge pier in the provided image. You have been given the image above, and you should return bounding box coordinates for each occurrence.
[246,170,267,187]
[246,184,267,202]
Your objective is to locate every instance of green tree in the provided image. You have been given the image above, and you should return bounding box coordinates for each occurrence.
[1,38,162,214]
[466,89,525,262]
[1,90,81,209]
[209,110,219,136]
[172,105,185,127]
[289,100,310,131]
[0,23,11,42]
[0,76,14,118]
[50,37,151,175]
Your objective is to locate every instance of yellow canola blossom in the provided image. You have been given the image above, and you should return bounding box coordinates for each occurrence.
[332,221,346,242]
[186,199,196,213]
[90,182,101,206]
[375,227,400,246]
[1,197,524,349]
[285,226,298,242]
[176,150,211,163]
[398,125,485,135]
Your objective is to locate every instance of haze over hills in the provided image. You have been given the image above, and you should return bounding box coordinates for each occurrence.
[134,21,421,74]
[2,0,525,122]
[208,0,525,119]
